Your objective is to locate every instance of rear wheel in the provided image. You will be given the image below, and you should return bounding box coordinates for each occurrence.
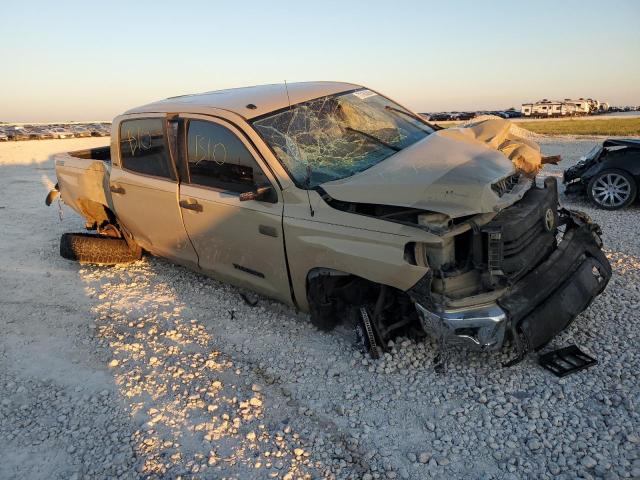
[60,232,142,265]
[587,169,636,210]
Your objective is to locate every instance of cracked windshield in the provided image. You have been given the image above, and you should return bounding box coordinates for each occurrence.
[252,89,434,187]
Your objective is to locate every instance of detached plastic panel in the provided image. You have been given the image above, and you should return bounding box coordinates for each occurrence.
[538,345,597,377]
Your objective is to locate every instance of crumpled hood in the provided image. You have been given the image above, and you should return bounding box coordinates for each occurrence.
[320,122,535,218]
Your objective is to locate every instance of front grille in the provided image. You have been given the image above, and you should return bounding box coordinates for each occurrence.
[482,181,558,281]
[492,174,520,197]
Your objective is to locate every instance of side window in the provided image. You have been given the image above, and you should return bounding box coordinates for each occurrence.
[119,119,175,180]
[186,120,269,193]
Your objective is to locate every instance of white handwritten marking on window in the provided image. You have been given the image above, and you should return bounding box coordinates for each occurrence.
[125,127,155,156]
[194,135,228,166]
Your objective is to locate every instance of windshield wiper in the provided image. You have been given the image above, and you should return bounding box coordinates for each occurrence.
[345,127,400,152]
[384,106,441,131]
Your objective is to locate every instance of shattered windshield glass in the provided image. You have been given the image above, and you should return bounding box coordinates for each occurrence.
[251,89,434,188]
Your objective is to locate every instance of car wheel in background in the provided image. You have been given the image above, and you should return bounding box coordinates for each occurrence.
[60,232,142,265]
[587,169,637,210]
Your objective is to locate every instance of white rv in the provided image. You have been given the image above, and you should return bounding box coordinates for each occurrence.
[521,98,607,117]
[522,100,573,117]
[564,99,591,115]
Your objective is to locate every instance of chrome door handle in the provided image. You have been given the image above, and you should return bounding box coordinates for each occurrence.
[179,199,203,212]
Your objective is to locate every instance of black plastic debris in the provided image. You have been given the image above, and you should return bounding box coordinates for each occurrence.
[538,345,597,377]
[239,292,259,307]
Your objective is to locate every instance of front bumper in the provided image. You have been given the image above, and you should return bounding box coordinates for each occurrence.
[563,164,588,195]
[416,302,507,350]
[498,213,611,351]
[563,162,584,184]
[414,211,611,352]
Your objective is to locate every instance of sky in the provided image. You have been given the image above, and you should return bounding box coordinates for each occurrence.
[1,0,639,122]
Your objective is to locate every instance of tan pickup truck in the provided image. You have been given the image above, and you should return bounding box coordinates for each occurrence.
[48,81,611,364]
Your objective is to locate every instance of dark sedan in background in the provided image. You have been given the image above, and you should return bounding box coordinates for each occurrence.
[564,139,640,210]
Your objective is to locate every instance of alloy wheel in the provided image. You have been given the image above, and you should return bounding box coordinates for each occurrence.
[591,173,632,208]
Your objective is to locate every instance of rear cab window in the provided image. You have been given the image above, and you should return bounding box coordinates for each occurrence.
[119,118,175,180]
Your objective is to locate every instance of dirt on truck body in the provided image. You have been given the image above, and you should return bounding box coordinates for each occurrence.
[48,81,612,365]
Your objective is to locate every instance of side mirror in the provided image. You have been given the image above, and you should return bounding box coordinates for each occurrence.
[239,185,275,202]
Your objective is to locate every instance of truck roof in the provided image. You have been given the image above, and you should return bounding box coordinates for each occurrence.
[125,81,362,120]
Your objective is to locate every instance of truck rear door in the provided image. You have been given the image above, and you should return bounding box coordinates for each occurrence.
[109,115,198,268]
[176,115,291,304]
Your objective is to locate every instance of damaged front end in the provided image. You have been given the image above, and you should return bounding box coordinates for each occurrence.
[407,177,612,363]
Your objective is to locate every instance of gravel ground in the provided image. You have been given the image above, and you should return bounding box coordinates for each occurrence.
[0,137,638,479]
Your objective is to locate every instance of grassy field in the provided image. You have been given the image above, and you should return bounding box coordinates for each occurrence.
[516,118,640,136]
[435,118,640,136]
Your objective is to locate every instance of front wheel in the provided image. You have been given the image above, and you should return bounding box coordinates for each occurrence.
[587,169,637,210]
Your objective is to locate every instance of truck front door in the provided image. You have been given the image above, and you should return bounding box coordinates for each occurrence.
[110,116,198,268]
[177,115,291,304]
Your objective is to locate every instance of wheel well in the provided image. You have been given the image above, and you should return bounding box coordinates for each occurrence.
[305,268,421,340]
[78,201,140,252]
[75,199,114,229]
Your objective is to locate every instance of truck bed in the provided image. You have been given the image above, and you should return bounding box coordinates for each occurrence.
[66,145,112,161]
[54,146,113,226]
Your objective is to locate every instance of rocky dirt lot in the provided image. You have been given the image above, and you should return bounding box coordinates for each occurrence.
[0,137,638,480]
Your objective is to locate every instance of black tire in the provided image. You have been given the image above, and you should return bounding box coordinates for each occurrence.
[60,233,141,265]
[587,169,637,210]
